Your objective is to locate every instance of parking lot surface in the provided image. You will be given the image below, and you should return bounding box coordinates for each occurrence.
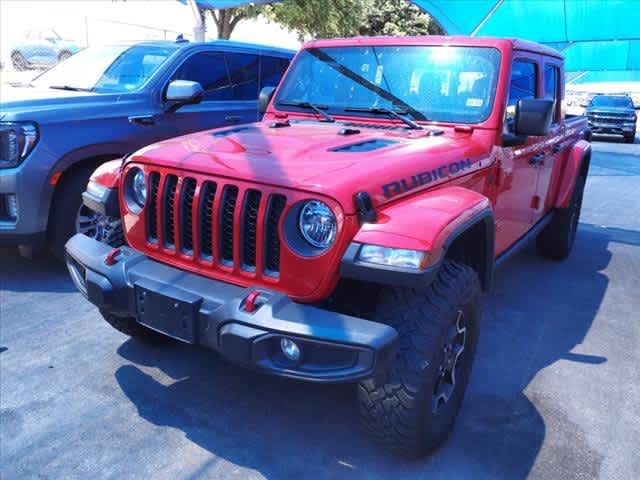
[1,139,639,480]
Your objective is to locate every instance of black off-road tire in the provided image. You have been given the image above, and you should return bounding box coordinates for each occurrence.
[358,261,481,458]
[536,172,586,260]
[625,132,636,144]
[100,310,170,343]
[48,164,98,260]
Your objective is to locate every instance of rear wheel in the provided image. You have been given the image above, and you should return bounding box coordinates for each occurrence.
[11,51,27,71]
[536,173,586,260]
[358,261,480,457]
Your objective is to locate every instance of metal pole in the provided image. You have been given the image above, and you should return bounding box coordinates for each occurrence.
[187,0,205,42]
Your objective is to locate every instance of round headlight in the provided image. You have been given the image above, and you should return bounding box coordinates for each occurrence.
[131,168,146,207]
[298,200,337,249]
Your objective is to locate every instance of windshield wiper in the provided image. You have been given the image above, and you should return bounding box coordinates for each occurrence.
[345,106,423,130]
[49,85,92,92]
[277,100,334,123]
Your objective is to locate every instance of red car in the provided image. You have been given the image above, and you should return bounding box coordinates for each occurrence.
[66,36,590,457]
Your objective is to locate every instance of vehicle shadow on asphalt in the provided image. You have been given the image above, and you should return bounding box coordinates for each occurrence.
[113,223,613,479]
[0,247,77,293]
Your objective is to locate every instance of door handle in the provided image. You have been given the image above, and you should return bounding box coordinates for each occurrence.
[225,115,244,123]
[128,115,155,126]
[529,153,545,165]
[552,144,563,154]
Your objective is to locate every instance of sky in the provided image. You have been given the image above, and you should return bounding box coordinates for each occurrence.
[0,0,301,60]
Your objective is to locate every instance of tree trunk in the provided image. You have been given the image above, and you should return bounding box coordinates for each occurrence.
[212,8,246,39]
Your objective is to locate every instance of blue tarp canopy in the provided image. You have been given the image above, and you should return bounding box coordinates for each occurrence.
[185,0,640,76]
[413,0,640,76]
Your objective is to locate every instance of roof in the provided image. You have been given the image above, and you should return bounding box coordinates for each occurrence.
[107,39,294,56]
[303,35,562,58]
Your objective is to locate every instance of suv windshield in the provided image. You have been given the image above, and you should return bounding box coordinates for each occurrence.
[32,44,175,93]
[590,95,633,108]
[275,45,501,124]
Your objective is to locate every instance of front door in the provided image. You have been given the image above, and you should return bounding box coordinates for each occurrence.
[493,56,544,255]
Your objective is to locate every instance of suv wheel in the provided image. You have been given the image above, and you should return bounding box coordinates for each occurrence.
[48,164,98,260]
[536,173,586,260]
[625,131,636,144]
[358,261,480,457]
[100,310,170,343]
[75,204,124,247]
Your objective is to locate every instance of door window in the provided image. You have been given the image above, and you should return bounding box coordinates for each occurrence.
[226,52,260,100]
[171,52,232,101]
[506,60,538,130]
[260,55,290,89]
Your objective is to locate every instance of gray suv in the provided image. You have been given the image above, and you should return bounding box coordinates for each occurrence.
[0,39,293,257]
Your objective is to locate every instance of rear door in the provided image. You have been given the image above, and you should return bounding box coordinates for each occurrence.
[493,54,544,254]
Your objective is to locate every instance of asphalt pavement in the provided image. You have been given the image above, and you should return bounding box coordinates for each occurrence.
[1,138,639,480]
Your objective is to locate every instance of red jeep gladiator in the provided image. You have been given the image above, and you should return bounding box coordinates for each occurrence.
[66,36,590,457]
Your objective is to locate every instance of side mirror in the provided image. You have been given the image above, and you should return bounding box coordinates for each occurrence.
[258,86,276,114]
[515,98,554,137]
[165,80,204,113]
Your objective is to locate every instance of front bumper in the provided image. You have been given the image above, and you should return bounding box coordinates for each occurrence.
[65,234,398,383]
[588,120,636,136]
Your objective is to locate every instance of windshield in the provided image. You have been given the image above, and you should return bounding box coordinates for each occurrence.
[32,45,174,93]
[590,95,633,108]
[275,45,501,124]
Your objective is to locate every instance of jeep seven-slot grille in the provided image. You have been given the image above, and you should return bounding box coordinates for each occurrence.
[146,171,287,275]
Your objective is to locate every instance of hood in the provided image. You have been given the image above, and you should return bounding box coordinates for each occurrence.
[0,85,128,121]
[131,121,494,214]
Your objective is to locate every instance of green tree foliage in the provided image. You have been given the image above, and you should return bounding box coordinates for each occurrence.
[205,0,444,41]
[360,0,444,36]
[262,0,365,41]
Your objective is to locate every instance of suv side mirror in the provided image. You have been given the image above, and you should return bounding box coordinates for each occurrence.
[259,86,276,114]
[165,80,204,113]
[515,98,554,137]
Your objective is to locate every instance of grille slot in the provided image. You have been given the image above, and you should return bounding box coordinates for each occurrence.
[219,185,239,264]
[265,194,286,274]
[242,189,262,269]
[180,178,196,253]
[162,175,178,248]
[147,172,160,242]
[143,171,286,275]
[198,181,217,258]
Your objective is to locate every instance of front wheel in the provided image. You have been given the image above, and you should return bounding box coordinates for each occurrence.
[625,132,636,144]
[75,204,124,247]
[358,261,481,457]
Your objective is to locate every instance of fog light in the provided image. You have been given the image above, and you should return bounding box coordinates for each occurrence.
[6,194,18,220]
[280,338,301,362]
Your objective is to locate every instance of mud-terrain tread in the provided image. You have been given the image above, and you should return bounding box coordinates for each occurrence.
[358,261,480,458]
[536,173,586,260]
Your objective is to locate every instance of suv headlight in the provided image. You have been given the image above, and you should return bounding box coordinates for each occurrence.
[298,200,337,249]
[0,122,38,168]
